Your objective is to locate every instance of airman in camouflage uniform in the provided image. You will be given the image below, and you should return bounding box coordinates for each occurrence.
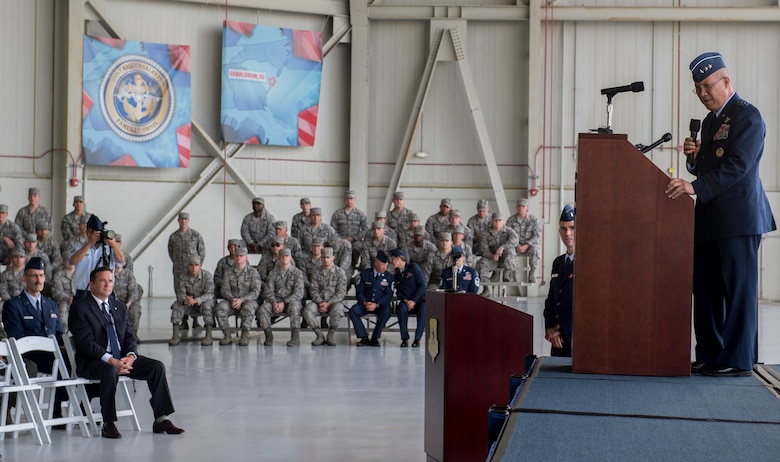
[477,212,520,282]
[214,239,241,297]
[447,209,473,248]
[360,221,398,271]
[60,195,91,243]
[290,197,311,241]
[114,234,135,273]
[36,220,62,270]
[404,226,436,269]
[300,238,324,292]
[426,232,453,289]
[396,213,429,250]
[256,235,292,282]
[425,198,452,243]
[241,197,277,254]
[170,256,215,346]
[0,204,23,265]
[113,263,142,337]
[330,236,353,278]
[300,208,337,257]
[505,198,542,283]
[331,190,369,266]
[467,199,491,250]
[51,262,76,330]
[215,246,261,346]
[0,250,26,313]
[303,247,346,346]
[451,224,477,267]
[362,211,397,243]
[386,191,416,237]
[274,220,303,261]
[60,215,89,263]
[258,248,305,347]
[15,187,52,236]
[168,212,206,297]
[23,234,52,280]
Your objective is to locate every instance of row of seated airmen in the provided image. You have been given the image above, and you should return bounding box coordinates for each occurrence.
[0,188,540,343]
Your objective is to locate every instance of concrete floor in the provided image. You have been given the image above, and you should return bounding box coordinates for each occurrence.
[4,295,779,461]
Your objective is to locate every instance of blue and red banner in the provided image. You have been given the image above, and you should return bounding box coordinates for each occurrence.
[82,36,192,168]
[221,21,322,147]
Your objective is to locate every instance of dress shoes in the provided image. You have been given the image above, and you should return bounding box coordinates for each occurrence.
[369,339,380,347]
[102,421,122,439]
[690,361,708,374]
[356,338,371,346]
[152,419,185,434]
[700,365,753,377]
[411,340,420,348]
[400,340,408,348]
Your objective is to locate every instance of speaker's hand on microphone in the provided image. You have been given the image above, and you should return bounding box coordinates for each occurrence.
[683,137,701,160]
[665,178,694,199]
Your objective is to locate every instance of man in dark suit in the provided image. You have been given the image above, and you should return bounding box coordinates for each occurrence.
[390,248,426,348]
[68,266,184,438]
[543,205,575,358]
[666,52,776,377]
[439,245,480,294]
[348,251,394,346]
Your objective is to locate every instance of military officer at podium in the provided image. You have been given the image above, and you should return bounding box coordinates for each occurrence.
[439,246,479,294]
[666,52,776,376]
[543,205,575,357]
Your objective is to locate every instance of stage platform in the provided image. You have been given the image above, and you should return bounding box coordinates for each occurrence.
[489,357,780,461]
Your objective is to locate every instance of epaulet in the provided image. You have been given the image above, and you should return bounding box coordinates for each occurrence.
[735,99,750,108]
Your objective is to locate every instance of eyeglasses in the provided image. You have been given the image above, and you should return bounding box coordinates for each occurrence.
[693,76,725,94]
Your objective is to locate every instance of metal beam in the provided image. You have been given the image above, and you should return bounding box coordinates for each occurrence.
[348,0,370,200]
[538,6,780,23]
[165,0,350,18]
[368,5,529,21]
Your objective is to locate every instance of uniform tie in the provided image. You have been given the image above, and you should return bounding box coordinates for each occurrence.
[102,302,122,359]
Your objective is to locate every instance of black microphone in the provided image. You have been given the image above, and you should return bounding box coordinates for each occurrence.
[600,81,644,96]
[689,119,701,142]
[636,132,673,153]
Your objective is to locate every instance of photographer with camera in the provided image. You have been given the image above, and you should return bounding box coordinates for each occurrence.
[69,214,124,300]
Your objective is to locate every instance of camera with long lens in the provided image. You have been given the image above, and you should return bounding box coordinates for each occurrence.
[100,222,116,241]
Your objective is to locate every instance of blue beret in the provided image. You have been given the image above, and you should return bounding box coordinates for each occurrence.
[690,52,726,83]
[87,214,103,231]
[451,245,463,257]
[375,250,388,263]
[560,205,575,222]
[25,256,45,272]
[390,248,407,259]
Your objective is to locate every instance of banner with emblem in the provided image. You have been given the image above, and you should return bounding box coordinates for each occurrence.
[220,21,322,147]
[82,36,192,168]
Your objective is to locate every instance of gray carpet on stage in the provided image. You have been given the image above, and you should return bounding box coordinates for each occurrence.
[494,357,780,461]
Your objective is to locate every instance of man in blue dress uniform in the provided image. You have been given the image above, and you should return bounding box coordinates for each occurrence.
[438,245,480,294]
[543,205,575,357]
[666,52,776,376]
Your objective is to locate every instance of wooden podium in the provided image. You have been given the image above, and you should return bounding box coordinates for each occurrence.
[424,291,533,462]
[573,133,694,376]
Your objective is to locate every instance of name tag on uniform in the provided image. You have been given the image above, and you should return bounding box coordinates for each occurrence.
[23,315,34,320]
[380,280,389,287]
[551,273,558,278]
[463,274,472,281]
[51,313,59,318]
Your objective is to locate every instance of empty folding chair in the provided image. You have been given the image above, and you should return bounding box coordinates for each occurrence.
[9,335,95,437]
[0,339,49,444]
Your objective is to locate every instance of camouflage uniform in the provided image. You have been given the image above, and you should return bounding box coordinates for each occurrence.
[258,265,305,330]
[0,265,24,313]
[0,214,23,264]
[241,210,277,253]
[213,256,234,297]
[51,266,76,329]
[290,198,310,240]
[37,236,62,270]
[362,224,397,243]
[113,266,142,335]
[360,235,397,271]
[477,224,519,281]
[215,263,261,332]
[283,235,303,262]
[331,207,369,262]
[300,222,337,257]
[467,214,491,253]
[387,206,416,236]
[60,234,87,263]
[300,252,324,293]
[506,211,542,281]
[167,227,206,293]
[425,213,450,243]
[172,268,215,325]
[331,238,353,278]
[426,250,453,289]
[15,205,51,236]
[60,211,91,243]
[303,261,347,345]
[405,239,437,268]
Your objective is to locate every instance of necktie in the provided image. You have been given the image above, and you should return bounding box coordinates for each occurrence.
[37,299,44,324]
[102,302,122,359]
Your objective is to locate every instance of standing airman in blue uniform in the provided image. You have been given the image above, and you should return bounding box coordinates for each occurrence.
[543,205,575,358]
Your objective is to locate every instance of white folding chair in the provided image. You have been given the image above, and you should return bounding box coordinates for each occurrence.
[0,339,49,444]
[63,335,141,432]
[9,335,95,437]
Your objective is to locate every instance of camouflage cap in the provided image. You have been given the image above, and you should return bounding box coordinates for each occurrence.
[321,247,334,258]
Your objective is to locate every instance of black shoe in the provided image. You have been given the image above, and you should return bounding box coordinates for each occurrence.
[400,340,408,348]
[357,338,370,346]
[700,365,753,377]
[369,339,380,347]
[412,340,420,348]
[691,361,707,374]
[102,421,122,439]
[152,419,185,434]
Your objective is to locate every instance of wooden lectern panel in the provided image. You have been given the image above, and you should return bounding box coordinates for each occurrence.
[425,291,533,462]
[573,133,694,376]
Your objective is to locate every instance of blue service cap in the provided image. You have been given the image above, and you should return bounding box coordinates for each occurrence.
[375,250,388,263]
[451,245,464,257]
[87,214,104,231]
[560,204,575,222]
[390,248,407,259]
[24,256,45,272]
[690,52,726,83]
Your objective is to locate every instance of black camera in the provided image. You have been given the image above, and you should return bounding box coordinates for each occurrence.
[100,222,116,241]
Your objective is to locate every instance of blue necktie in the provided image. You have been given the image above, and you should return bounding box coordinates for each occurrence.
[102,302,122,359]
